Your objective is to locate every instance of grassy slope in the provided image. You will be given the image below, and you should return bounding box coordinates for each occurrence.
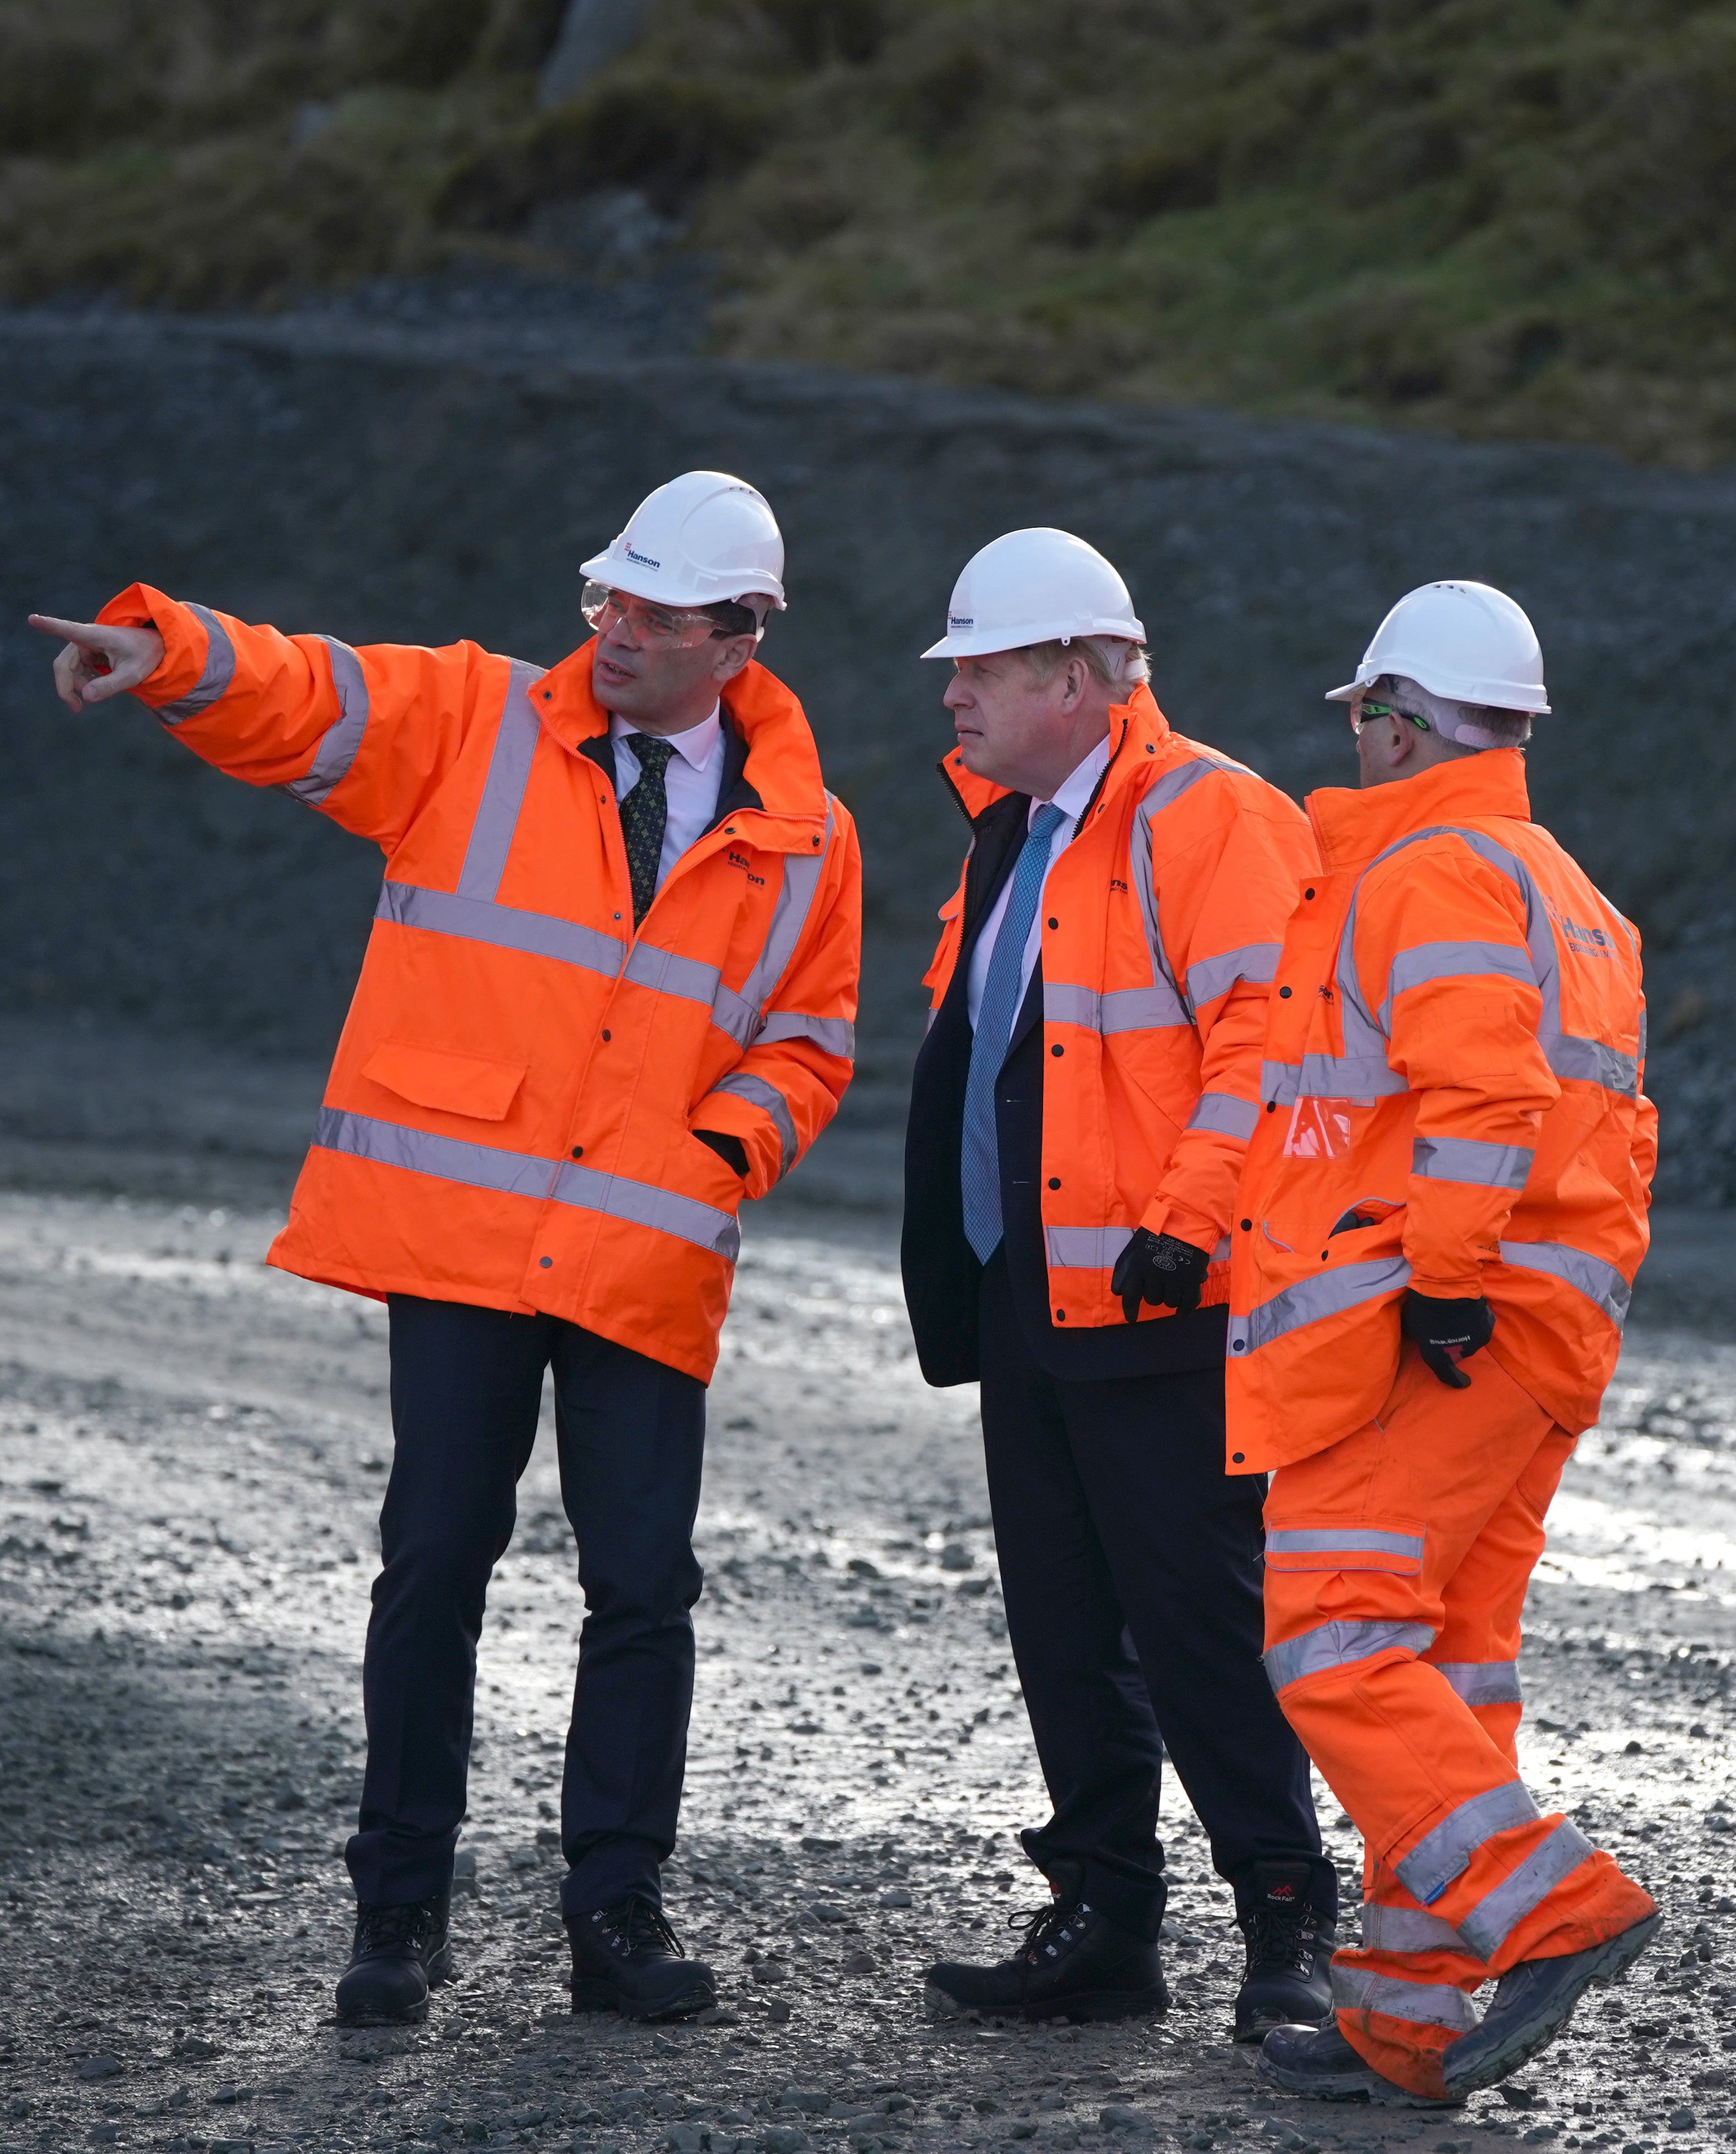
[6,0,1736,465]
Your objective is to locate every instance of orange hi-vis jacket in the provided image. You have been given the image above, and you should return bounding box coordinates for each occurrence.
[99,585,862,1383]
[1228,750,1654,1470]
[921,686,1319,1326]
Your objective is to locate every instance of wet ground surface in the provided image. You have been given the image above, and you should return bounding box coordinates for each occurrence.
[0,1192,1732,2154]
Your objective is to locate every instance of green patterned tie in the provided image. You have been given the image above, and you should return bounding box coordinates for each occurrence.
[620,733,676,927]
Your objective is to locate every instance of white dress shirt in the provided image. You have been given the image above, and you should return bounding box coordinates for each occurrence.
[610,704,725,892]
[966,734,1113,1030]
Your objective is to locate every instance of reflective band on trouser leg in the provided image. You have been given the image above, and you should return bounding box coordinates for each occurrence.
[1263,1619,1435,1694]
[1186,1090,1260,1140]
[1331,1964,1480,2034]
[1359,1905,1470,1955]
[1411,1136,1535,1191]
[283,638,370,808]
[312,1107,741,1261]
[1432,1661,1523,1707]
[1394,1780,1541,1906]
[155,602,237,724]
[1263,1526,1424,1573]
[1455,1819,1596,1962]
[709,1072,798,1179]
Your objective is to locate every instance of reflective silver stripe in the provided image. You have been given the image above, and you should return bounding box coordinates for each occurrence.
[553,1159,740,1259]
[376,882,626,980]
[1551,1035,1640,1094]
[1263,1619,1435,1693]
[1186,941,1282,1011]
[1266,1527,1424,1563]
[711,1072,797,1179]
[756,1011,855,1058]
[1044,981,1192,1034]
[1396,1781,1540,1907]
[623,940,722,1008]
[315,1106,558,1201]
[1359,1904,1470,1956]
[156,602,237,724]
[1045,1225,1134,1270]
[1433,1660,1523,1707]
[1188,1091,1260,1141]
[1262,1058,1299,1107]
[1331,1964,1480,2031]
[1499,1238,1632,1326]
[312,1107,739,1259]
[1411,1136,1534,1191]
[284,639,370,807]
[1380,938,1537,1029]
[1228,1256,1411,1357]
[1262,1053,1408,1104]
[457,660,546,901]
[734,803,835,1015]
[1457,1820,1596,1962]
[1129,760,1239,1034]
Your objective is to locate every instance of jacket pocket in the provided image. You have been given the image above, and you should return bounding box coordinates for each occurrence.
[361,1040,528,1122]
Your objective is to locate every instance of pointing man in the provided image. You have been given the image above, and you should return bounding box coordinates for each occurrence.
[31,471,861,2026]
[1236,583,1660,2107]
[902,528,1338,2039]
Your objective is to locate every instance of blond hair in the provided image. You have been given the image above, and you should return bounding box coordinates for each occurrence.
[1018,636,1150,689]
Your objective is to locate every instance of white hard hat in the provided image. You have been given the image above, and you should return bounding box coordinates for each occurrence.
[922,528,1144,660]
[1327,580,1549,714]
[582,470,787,612]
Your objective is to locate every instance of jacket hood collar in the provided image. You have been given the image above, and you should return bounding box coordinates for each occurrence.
[940,682,1173,820]
[1306,748,1532,873]
[537,637,828,831]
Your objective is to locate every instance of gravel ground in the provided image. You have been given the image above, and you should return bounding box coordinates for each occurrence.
[0,1191,1731,2154]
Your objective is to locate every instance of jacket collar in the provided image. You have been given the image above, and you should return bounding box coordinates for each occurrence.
[535,636,829,841]
[938,682,1174,828]
[1306,749,1533,874]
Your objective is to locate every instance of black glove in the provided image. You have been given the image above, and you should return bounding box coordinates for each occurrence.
[1111,1228,1211,1324]
[1401,1289,1495,1390]
[694,1129,749,1177]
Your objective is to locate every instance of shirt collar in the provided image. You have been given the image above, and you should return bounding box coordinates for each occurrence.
[1032,732,1113,829]
[609,703,722,773]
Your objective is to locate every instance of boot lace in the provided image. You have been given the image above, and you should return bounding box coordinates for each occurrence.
[602,1898,685,1958]
[354,1897,437,1957]
[1007,1894,1086,1965]
[1240,1904,1320,1977]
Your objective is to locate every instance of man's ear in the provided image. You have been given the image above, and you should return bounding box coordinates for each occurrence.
[711,635,758,684]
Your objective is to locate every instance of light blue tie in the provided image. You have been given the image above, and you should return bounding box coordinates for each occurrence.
[961,803,1068,1264]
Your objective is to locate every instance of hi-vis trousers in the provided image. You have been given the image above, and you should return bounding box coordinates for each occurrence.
[1262,1345,1656,2099]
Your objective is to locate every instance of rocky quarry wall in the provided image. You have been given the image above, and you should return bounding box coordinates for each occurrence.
[1,304,1732,1213]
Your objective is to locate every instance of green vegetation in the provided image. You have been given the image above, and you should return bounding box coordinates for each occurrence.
[7,0,1736,464]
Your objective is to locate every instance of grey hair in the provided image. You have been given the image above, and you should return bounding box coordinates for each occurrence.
[1019,636,1151,689]
[1380,674,1534,752]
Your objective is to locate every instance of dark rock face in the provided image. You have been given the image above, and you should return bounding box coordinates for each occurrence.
[2,303,1731,1201]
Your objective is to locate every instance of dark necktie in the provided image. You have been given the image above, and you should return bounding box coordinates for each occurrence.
[620,734,676,927]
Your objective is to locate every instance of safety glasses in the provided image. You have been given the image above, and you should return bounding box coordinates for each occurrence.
[1349,695,1431,737]
[581,581,735,651]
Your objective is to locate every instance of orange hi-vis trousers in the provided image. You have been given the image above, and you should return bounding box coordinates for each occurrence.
[1262,1346,1656,2100]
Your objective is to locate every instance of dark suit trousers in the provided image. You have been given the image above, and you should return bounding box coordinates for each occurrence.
[978,1250,1328,1939]
[344,1295,706,1918]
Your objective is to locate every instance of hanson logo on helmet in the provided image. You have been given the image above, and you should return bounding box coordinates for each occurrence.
[625,546,663,570]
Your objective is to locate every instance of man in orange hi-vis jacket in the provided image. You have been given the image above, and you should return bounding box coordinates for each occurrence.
[1231,582,1660,2109]
[30,471,861,2029]
[902,529,1339,2043]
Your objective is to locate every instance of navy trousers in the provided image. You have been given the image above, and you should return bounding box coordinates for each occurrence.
[978,1250,1333,1939]
[345,1295,706,1918]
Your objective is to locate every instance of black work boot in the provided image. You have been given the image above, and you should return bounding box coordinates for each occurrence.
[334,1889,453,2025]
[1258,2019,1463,2107]
[1234,1862,1336,2043]
[1442,1908,1663,2095]
[568,1896,717,2022]
[925,1863,1168,2024]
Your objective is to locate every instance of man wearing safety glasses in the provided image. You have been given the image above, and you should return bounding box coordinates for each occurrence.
[1228,581,1659,2107]
[29,470,862,2027]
